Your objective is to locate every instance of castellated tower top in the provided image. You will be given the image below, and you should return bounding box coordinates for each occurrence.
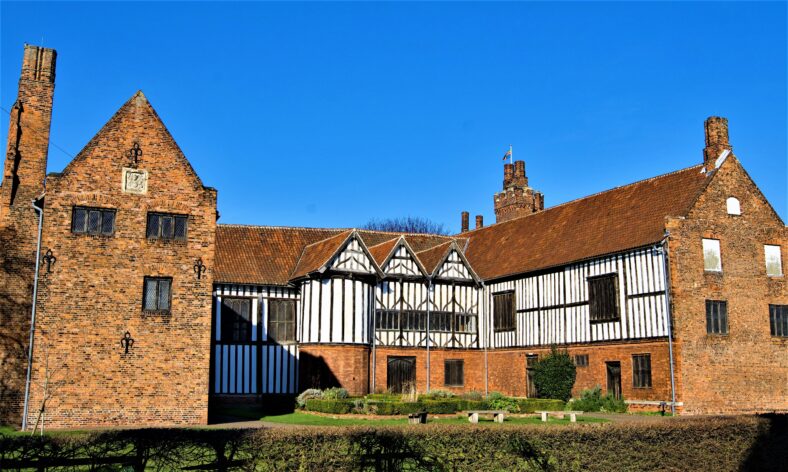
[493,160,544,224]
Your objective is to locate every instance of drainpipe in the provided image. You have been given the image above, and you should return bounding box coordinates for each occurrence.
[482,282,488,397]
[371,283,376,393]
[22,199,45,431]
[658,233,678,416]
[425,277,432,393]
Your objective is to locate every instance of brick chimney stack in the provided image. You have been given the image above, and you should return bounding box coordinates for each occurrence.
[461,211,469,233]
[475,215,483,230]
[703,116,732,170]
[493,160,544,223]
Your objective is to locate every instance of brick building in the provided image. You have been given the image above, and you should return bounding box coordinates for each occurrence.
[1,45,785,429]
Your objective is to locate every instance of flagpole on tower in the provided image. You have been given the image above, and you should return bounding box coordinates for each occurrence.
[509,144,513,164]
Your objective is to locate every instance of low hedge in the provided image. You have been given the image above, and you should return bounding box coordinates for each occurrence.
[304,398,353,414]
[517,398,565,413]
[1,415,785,471]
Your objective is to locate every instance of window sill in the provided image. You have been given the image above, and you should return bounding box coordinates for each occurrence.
[493,329,516,333]
[142,310,171,316]
[633,386,653,390]
[590,319,621,324]
[444,384,464,388]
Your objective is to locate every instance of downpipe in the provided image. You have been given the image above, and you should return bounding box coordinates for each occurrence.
[22,199,44,430]
[657,233,678,416]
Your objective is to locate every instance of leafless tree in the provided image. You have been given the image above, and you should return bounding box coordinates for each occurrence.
[29,336,62,436]
[362,217,448,235]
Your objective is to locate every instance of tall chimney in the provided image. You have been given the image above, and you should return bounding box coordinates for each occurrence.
[461,211,469,233]
[503,163,514,188]
[475,215,484,230]
[703,116,732,170]
[512,160,528,187]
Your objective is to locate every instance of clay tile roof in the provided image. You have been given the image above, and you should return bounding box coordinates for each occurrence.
[215,225,345,285]
[290,230,355,280]
[464,165,710,281]
[367,237,401,266]
[415,241,454,275]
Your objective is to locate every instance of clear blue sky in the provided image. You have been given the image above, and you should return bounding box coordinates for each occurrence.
[2,2,786,231]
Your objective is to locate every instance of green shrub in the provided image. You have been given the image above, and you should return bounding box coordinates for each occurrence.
[460,391,483,401]
[374,401,426,415]
[422,390,455,399]
[323,387,349,400]
[304,398,353,414]
[486,392,520,413]
[569,386,628,413]
[458,399,491,411]
[366,393,400,402]
[517,398,565,413]
[296,388,323,408]
[532,345,577,402]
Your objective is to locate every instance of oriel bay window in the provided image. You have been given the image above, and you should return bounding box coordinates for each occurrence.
[143,277,172,313]
[374,310,476,333]
[588,274,619,322]
[72,206,115,236]
[268,299,296,342]
[493,291,515,332]
[221,298,252,342]
[146,212,188,240]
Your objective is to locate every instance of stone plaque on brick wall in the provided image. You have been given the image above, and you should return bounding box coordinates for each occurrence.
[122,168,148,194]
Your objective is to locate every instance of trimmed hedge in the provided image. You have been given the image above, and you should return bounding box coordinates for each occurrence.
[1,415,785,471]
[305,398,353,414]
[517,398,565,413]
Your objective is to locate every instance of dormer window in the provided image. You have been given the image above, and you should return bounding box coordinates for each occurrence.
[726,197,741,215]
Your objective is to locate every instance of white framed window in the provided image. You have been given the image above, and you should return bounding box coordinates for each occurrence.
[726,197,741,215]
[765,245,783,276]
[703,239,722,272]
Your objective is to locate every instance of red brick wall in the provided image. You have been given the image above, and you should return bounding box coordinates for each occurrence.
[299,344,370,396]
[667,155,788,415]
[25,92,217,429]
[372,347,486,394]
[0,45,56,426]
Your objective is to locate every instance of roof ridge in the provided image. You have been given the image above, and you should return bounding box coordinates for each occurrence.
[366,236,403,249]
[300,229,354,250]
[218,223,349,231]
[357,228,456,238]
[461,163,705,235]
[415,239,453,254]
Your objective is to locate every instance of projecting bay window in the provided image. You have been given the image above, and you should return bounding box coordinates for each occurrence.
[703,238,722,272]
[493,291,515,332]
[769,305,788,338]
[765,245,783,277]
[588,274,619,322]
[706,300,728,335]
[143,277,172,314]
[221,297,252,343]
[146,212,188,240]
[268,299,296,343]
[72,206,115,236]
[632,354,652,388]
[444,360,464,387]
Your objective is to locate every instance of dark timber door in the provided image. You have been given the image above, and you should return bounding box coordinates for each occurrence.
[387,356,416,393]
[606,361,622,400]
[526,354,539,398]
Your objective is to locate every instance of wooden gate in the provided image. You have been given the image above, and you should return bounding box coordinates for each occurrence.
[387,356,416,393]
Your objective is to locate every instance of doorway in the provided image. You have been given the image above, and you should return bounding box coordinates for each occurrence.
[387,356,416,393]
[526,354,539,398]
[606,361,622,400]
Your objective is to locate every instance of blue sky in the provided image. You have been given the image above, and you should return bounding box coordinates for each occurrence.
[1,2,786,231]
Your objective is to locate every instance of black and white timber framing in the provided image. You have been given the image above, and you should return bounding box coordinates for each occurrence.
[210,238,669,396]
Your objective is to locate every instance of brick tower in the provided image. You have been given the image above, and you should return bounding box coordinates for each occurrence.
[493,160,544,223]
[0,44,56,425]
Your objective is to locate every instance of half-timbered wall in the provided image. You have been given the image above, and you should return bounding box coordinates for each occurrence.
[328,238,376,274]
[299,278,375,344]
[374,281,480,349]
[483,247,668,348]
[382,246,423,276]
[212,284,300,395]
[435,250,474,281]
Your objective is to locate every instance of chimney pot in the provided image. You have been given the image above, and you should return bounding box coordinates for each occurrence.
[475,215,484,229]
[503,163,514,188]
[461,211,469,233]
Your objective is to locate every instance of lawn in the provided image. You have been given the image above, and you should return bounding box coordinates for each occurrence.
[257,411,607,427]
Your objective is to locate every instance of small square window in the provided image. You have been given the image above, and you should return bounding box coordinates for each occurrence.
[268,299,296,343]
[706,300,728,335]
[146,212,188,240]
[703,239,722,272]
[574,354,589,367]
[765,245,783,277]
[143,277,172,313]
[769,305,788,338]
[444,359,464,387]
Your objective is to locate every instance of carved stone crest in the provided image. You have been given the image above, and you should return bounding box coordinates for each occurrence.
[122,167,148,194]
